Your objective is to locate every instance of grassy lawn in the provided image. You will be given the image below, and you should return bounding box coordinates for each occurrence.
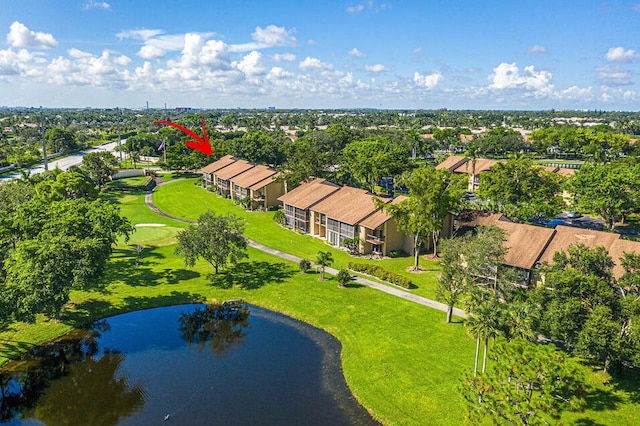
[1,176,640,425]
[152,178,443,300]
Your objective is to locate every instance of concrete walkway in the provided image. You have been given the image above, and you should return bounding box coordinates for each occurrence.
[144,182,467,319]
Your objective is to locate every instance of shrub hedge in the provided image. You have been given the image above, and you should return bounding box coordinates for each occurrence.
[348,262,414,289]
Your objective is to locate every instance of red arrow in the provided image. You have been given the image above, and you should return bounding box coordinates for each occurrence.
[153,117,213,155]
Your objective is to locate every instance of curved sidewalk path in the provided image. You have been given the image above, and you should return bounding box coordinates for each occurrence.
[145,180,467,319]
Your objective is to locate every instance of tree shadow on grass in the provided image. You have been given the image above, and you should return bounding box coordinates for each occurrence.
[209,261,295,290]
[103,247,199,287]
[121,291,206,312]
[0,338,37,362]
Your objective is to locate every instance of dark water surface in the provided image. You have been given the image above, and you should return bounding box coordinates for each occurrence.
[0,304,379,425]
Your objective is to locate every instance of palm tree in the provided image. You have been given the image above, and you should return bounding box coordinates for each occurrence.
[505,302,538,342]
[465,300,504,375]
[315,251,334,280]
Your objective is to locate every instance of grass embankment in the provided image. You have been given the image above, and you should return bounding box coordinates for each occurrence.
[152,178,442,300]
[1,176,640,425]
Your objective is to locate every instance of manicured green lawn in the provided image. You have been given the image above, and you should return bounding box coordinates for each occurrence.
[152,178,443,300]
[2,177,640,425]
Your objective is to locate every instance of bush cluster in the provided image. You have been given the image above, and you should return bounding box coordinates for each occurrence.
[348,262,414,289]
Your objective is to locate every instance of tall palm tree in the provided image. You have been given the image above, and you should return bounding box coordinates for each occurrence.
[505,302,538,342]
[465,300,505,375]
[316,251,334,280]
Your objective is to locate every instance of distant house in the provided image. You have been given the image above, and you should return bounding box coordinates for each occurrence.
[201,156,284,209]
[436,155,498,192]
[436,155,575,193]
[455,209,640,284]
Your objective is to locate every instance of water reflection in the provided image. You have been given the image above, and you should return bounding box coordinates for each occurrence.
[2,304,379,425]
[178,301,250,356]
[0,322,144,424]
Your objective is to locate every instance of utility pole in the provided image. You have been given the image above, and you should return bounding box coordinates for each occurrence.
[40,106,48,171]
[117,107,123,163]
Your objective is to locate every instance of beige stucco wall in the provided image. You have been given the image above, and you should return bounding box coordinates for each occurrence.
[385,220,408,255]
[264,180,285,207]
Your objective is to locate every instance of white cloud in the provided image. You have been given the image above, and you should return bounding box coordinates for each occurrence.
[0,48,37,75]
[365,64,388,73]
[138,45,165,59]
[605,46,640,63]
[267,66,294,80]
[236,51,266,76]
[527,45,547,55]
[68,48,93,59]
[346,4,365,14]
[488,62,553,95]
[83,1,110,10]
[597,65,633,85]
[252,25,296,47]
[349,48,366,57]
[555,85,592,100]
[346,1,390,14]
[272,52,296,62]
[116,29,164,41]
[229,25,296,52]
[299,56,333,71]
[414,71,443,88]
[6,21,58,49]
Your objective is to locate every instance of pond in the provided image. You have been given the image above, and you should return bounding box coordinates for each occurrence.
[0,303,379,425]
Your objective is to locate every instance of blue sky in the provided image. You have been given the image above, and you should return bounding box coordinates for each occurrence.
[1,0,640,110]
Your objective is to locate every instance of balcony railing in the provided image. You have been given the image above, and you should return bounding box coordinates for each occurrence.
[365,234,385,245]
[252,194,265,201]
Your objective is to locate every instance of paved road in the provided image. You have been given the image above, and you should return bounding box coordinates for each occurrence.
[0,141,120,181]
[145,180,467,319]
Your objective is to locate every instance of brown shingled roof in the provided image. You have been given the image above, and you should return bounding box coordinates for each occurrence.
[608,239,640,278]
[215,159,255,180]
[311,187,386,225]
[555,168,576,177]
[232,164,277,189]
[452,158,498,174]
[436,155,468,171]
[249,174,279,191]
[494,221,556,270]
[456,210,510,228]
[359,195,404,230]
[202,155,237,173]
[538,225,621,265]
[277,178,341,210]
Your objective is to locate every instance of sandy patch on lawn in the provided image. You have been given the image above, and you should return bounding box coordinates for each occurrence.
[135,223,167,227]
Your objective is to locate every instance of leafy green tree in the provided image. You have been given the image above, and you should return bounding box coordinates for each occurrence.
[382,166,466,271]
[340,137,410,192]
[299,258,311,273]
[460,339,587,425]
[336,269,351,288]
[468,127,528,156]
[81,151,119,190]
[566,160,640,229]
[34,171,97,202]
[315,251,334,280]
[175,210,247,275]
[279,132,338,189]
[45,127,78,153]
[1,197,132,322]
[477,156,565,220]
[533,243,640,373]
